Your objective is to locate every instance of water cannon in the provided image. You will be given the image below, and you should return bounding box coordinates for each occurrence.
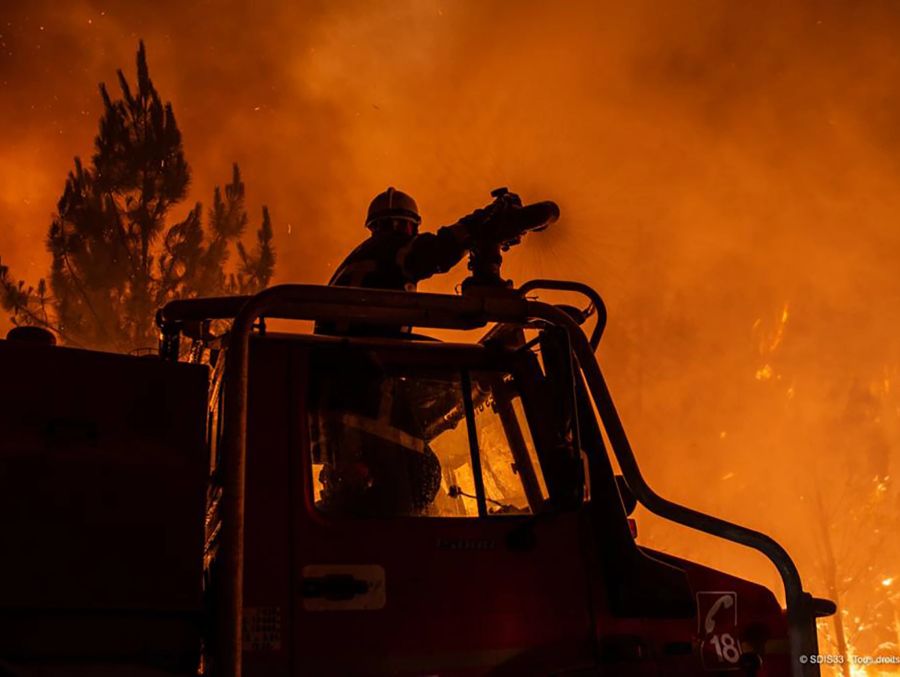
[460,187,559,294]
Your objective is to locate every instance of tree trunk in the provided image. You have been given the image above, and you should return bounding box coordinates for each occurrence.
[829,588,852,677]
[814,488,851,677]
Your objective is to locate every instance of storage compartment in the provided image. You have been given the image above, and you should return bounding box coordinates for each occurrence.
[0,340,209,668]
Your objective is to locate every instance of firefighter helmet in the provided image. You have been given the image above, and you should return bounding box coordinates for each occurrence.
[365,187,422,231]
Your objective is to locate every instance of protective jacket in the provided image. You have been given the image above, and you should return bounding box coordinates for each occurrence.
[327,226,468,292]
[316,224,469,336]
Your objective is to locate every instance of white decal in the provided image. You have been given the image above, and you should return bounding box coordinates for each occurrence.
[697,591,740,670]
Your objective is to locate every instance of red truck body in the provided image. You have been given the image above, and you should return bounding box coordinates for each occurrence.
[0,282,826,676]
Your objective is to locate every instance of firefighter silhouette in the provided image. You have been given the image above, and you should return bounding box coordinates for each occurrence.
[311,187,551,514]
[311,188,484,514]
[330,186,476,292]
[315,186,505,336]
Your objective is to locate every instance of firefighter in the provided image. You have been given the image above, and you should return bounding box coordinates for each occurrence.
[315,186,517,336]
[326,186,483,292]
[312,188,487,511]
[311,187,554,512]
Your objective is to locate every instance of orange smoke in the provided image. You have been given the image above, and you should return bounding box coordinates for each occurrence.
[3,1,900,670]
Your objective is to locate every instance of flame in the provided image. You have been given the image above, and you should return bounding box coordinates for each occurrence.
[753,302,790,381]
[4,3,900,669]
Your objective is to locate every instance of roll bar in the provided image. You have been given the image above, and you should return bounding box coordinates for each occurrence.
[525,303,822,677]
[159,282,820,677]
[518,279,607,350]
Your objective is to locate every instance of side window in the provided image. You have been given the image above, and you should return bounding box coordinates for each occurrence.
[468,372,548,514]
[308,350,471,518]
[428,410,478,517]
[307,348,547,518]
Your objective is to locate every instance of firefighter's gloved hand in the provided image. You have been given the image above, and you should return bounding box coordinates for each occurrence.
[453,192,520,242]
[449,203,498,247]
[456,203,497,230]
[480,199,551,246]
[450,189,556,250]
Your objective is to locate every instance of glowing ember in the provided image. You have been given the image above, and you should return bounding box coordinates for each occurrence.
[755,364,773,381]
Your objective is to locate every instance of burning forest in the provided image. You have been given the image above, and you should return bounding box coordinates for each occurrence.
[1,1,900,676]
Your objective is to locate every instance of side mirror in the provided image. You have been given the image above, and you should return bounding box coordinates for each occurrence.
[615,475,637,516]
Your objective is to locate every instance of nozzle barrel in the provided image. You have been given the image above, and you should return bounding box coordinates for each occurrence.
[513,200,559,234]
[537,200,561,224]
[461,198,559,293]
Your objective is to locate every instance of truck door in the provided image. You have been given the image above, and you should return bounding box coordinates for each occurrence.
[289,342,597,676]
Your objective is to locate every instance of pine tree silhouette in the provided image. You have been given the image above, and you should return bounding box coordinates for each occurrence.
[1,41,275,352]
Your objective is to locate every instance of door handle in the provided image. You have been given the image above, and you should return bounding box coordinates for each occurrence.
[302,574,370,601]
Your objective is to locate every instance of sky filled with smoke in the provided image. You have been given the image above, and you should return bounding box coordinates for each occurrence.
[3,0,900,648]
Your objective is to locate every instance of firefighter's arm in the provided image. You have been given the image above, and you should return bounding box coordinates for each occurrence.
[397,197,508,282]
[397,223,471,282]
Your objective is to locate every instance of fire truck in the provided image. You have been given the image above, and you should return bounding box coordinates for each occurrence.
[0,197,834,677]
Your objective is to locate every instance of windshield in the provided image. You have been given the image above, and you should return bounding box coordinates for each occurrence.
[307,348,548,518]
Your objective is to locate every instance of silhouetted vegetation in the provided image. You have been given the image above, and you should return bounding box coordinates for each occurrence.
[0,42,274,352]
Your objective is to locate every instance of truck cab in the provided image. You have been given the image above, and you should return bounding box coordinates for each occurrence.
[165,281,829,677]
[0,281,830,676]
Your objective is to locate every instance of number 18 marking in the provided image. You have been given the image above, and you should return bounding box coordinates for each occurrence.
[709,633,741,664]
